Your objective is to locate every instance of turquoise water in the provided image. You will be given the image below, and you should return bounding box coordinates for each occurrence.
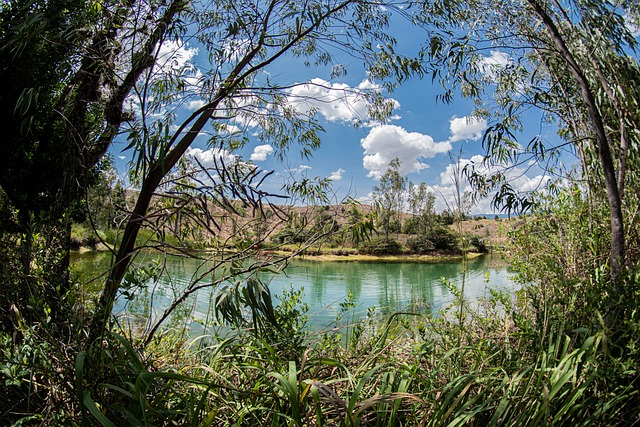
[72,252,517,331]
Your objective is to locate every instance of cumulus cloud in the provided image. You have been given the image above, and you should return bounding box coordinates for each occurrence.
[220,93,268,130]
[624,13,640,37]
[448,116,487,142]
[479,50,511,82]
[185,99,206,111]
[124,39,202,121]
[361,125,452,179]
[185,147,239,168]
[430,154,551,214]
[327,168,345,181]
[220,38,252,62]
[286,78,399,126]
[281,165,312,177]
[250,144,274,162]
[155,39,199,79]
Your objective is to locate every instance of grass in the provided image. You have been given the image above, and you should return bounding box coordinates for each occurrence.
[7,226,640,426]
[57,278,639,426]
[293,252,485,263]
[3,290,638,426]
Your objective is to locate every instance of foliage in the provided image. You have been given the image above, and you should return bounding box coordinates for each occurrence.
[0,0,89,219]
[273,207,339,246]
[91,0,411,336]
[405,235,436,253]
[405,226,460,254]
[9,265,633,426]
[4,235,640,425]
[358,237,403,255]
[344,199,377,246]
[81,156,127,231]
[467,235,487,253]
[3,1,640,425]
[70,223,106,249]
[372,158,408,241]
[507,185,634,330]
[417,0,640,280]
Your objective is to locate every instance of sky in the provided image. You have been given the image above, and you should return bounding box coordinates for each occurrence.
[110,6,579,215]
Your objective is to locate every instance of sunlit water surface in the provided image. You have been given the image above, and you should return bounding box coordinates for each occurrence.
[72,252,518,332]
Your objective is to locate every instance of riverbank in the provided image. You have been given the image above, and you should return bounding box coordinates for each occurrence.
[277,250,485,263]
[72,242,488,264]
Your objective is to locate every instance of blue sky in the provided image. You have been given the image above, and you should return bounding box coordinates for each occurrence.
[110,10,570,215]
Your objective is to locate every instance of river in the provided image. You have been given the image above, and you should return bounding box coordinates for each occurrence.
[71,252,517,332]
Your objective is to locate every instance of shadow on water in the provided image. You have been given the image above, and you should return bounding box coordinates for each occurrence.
[71,252,517,332]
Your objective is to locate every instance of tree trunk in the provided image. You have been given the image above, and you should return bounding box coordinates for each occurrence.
[527,0,625,282]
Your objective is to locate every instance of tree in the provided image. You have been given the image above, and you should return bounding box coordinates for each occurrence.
[372,158,408,241]
[345,199,376,245]
[416,0,640,283]
[1,0,411,337]
[0,0,189,329]
[83,155,127,231]
[92,0,408,336]
[406,181,436,236]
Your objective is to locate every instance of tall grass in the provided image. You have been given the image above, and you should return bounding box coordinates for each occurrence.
[63,272,639,426]
[3,265,639,425]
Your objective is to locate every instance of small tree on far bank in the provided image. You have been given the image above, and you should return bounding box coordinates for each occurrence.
[406,182,437,236]
[372,158,407,241]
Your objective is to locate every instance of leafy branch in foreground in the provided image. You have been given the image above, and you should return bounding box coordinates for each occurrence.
[416,0,640,281]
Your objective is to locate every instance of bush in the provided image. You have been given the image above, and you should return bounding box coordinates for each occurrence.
[468,235,487,253]
[402,217,419,235]
[430,227,458,252]
[71,223,104,248]
[358,237,403,255]
[406,236,435,254]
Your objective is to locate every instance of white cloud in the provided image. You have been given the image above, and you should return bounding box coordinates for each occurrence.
[624,13,640,37]
[286,78,399,126]
[479,50,511,82]
[438,154,484,187]
[250,144,274,162]
[361,125,451,179]
[220,38,252,62]
[155,39,199,76]
[218,123,242,135]
[327,168,345,181]
[431,155,551,214]
[222,93,266,130]
[185,147,239,168]
[282,164,312,176]
[185,99,206,111]
[448,116,487,142]
[124,39,203,121]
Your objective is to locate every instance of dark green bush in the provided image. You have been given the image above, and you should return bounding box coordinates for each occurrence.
[430,227,458,252]
[358,237,403,255]
[402,217,419,235]
[406,236,435,254]
[468,235,487,253]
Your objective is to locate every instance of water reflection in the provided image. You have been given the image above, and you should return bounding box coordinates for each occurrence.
[71,252,517,330]
[257,255,516,326]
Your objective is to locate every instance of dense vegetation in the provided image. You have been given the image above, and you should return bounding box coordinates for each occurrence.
[1,0,640,425]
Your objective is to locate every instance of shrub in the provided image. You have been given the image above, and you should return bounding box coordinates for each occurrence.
[402,217,419,234]
[70,223,104,248]
[429,227,458,252]
[406,236,435,254]
[358,237,403,255]
[468,235,487,253]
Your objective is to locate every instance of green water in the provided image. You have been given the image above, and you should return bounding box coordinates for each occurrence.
[71,252,517,331]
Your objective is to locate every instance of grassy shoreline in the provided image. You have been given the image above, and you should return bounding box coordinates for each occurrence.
[275,250,485,262]
[72,242,486,263]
